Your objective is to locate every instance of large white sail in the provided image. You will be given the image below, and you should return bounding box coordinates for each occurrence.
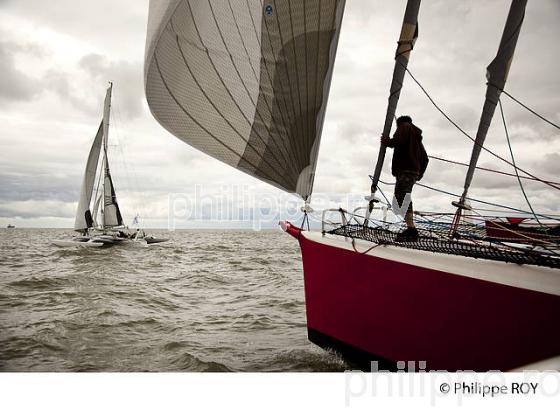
[74,122,103,231]
[144,0,345,200]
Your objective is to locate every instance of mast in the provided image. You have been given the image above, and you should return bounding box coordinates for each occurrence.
[368,0,421,211]
[451,0,527,230]
[100,82,112,230]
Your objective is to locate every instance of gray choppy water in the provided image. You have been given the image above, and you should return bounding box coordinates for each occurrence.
[0,228,347,371]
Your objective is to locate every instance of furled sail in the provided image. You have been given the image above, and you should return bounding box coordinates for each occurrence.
[369,0,421,205]
[456,0,527,207]
[144,0,346,200]
[74,122,103,231]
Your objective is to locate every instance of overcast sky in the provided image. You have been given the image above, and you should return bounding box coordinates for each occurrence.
[1,0,559,228]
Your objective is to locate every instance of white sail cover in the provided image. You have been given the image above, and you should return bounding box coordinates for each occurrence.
[74,122,103,231]
[144,0,345,199]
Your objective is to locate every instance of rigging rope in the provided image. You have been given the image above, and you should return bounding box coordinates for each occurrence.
[377,186,392,208]
[498,99,543,226]
[402,65,560,192]
[468,205,560,253]
[376,178,560,223]
[501,89,560,131]
[112,101,151,229]
[428,155,560,187]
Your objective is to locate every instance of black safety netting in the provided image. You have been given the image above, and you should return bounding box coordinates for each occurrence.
[325,212,560,269]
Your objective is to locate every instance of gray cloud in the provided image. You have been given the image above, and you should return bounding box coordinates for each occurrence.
[42,69,100,115]
[540,153,560,177]
[0,172,79,202]
[0,40,41,103]
[0,38,143,119]
[78,54,144,119]
[0,0,148,60]
[0,199,75,219]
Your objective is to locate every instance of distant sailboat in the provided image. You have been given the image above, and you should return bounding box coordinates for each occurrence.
[53,83,168,248]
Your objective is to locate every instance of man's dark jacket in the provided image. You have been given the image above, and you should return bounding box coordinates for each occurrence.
[386,122,429,180]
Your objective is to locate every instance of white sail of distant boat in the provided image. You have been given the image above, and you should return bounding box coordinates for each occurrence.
[53,83,168,248]
[74,122,103,231]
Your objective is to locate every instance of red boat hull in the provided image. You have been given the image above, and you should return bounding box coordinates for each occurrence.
[283,222,560,371]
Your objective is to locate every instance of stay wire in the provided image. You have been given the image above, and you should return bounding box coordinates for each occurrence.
[501,89,560,131]
[428,155,560,187]
[402,65,560,192]
[498,99,543,227]
[376,179,560,223]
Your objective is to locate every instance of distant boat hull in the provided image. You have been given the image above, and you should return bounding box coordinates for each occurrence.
[52,239,104,248]
[144,237,169,244]
[282,222,560,371]
[52,233,169,248]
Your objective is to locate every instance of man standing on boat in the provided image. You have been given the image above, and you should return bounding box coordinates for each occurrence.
[381,115,428,241]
